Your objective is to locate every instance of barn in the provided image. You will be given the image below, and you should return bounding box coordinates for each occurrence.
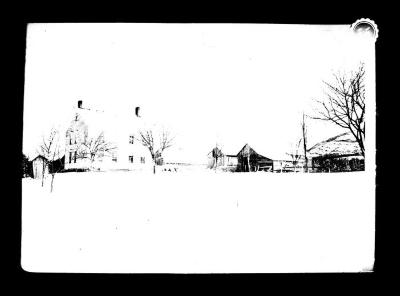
[236,144,274,172]
[307,132,364,172]
[207,143,276,172]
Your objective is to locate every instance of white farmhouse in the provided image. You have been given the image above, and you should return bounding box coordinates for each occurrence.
[64,100,152,172]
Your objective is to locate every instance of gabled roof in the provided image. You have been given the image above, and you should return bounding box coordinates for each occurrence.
[307,132,361,157]
[30,154,65,162]
[66,106,145,144]
[208,143,283,161]
[237,143,273,161]
[30,154,48,162]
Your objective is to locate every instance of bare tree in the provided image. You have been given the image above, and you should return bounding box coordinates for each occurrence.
[211,145,223,171]
[313,64,366,156]
[301,113,308,172]
[243,144,251,172]
[139,128,174,174]
[39,128,58,187]
[48,139,63,193]
[288,138,302,172]
[287,114,309,173]
[39,128,63,191]
[77,132,116,168]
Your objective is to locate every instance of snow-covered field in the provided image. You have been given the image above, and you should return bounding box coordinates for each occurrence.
[21,169,375,273]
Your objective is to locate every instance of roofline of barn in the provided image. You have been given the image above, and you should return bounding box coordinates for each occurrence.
[307,132,352,152]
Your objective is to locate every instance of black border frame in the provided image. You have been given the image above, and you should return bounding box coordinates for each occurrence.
[7,8,389,290]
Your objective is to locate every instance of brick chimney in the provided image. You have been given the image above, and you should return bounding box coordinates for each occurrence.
[78,100,83,109]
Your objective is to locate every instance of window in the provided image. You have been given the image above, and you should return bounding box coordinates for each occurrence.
[74,151,77,163]
[112,156,117,162]
[129,156,134,163]
[140,157,145,164]
[129,135,134,144]
[69,152,72,163]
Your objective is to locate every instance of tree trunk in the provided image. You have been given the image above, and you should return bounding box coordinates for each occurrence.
[41,160,45,187]
[358,138,365,157]
[50,174,55,193]
[302,113,308,173]
[304,157,308,173]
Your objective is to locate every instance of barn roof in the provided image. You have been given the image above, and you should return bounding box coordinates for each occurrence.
[207,142,288,161]
[236,143,273,161]
[307,132,362,157]
[234,136,297,161]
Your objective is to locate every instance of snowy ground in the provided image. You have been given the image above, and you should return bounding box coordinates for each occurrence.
[21,168,375,273]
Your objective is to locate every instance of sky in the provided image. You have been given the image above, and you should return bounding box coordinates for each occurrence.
[23,23,372,163]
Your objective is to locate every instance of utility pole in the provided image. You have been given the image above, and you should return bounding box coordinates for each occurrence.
[302,113,308,172]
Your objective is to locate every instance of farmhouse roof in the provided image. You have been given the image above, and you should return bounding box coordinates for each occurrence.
[67,105,145,144]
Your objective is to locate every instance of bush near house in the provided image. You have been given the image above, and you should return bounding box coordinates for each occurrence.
[21,153,33,178]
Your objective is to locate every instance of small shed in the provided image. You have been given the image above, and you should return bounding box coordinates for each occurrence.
[31,155,49,179]
[207,146,239,169]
